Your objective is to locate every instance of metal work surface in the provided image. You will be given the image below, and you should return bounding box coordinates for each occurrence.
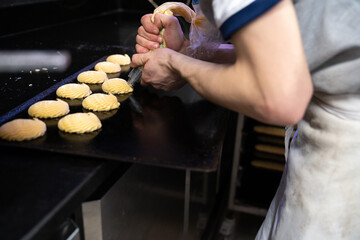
[0,10,229,172]
[0,9,141,114]
[0,7,230,240]
[0,57,228,171]
[0,146,129,240]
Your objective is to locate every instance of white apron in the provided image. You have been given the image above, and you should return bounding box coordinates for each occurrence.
[255,94,360,240]
[194,0,360,237]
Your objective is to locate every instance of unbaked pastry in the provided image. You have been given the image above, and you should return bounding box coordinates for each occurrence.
[0,118,46,141]
[56,83,92,99]
[94,61,121,73]
[106,54,131,65]
[77,70,107,84]
[84,108,118,121]
[82,93,120,111]
[28,99,70,118]
[58,112,101,134]
[102,78,133,94]
[116,93,132,102]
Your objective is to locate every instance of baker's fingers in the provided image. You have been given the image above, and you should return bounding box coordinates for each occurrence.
[153,13,179,30]
[136,34,160,51]
[131,52,151,68]
[141,14,160,34]
[137,26,162,43]
[135,44,149,54]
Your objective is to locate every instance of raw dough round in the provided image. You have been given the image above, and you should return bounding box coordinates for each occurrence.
[56,83,92,99]
[58,112,101,134]
[28,99,70,119]
[102,78,133,94]
[0,118,46,141]
[77,70,107,84]
[106,54,131,65]
[94,61,121,73]
[82,93,120,111]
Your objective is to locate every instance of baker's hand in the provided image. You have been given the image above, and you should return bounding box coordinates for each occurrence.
[136,13,189,54]
[131,48,186,91]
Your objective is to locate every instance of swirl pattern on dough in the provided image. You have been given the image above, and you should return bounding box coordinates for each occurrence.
[28,99,70,119]
[0,118,46,141]
[56,83,92,99]
[106,54,131,65]
[77,70,107,84]
[102,78,134,94]
[94,61,121,73]
[82,93,120,111]
[58,112,102,134]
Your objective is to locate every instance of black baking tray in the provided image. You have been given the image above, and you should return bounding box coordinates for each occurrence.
[0,57,229,172]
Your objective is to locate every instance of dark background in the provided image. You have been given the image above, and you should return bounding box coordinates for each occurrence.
[0,0,189,38]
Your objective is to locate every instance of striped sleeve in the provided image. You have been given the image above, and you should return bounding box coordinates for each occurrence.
[212,0,281,40]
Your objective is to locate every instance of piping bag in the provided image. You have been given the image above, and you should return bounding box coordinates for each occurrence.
[128,1,223,85]
[127,67,143,87]
[127,2,199,86]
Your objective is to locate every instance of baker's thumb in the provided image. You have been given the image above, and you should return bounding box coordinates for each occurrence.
[153,13,178,30]
[131,52,151,68]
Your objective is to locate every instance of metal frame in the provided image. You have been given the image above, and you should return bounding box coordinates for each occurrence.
[183,169,191,240]
[227,113,267,217]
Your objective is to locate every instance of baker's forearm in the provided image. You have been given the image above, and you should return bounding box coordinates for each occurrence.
[171,47,311,127]
[132,0,312,126]
[170,52,275,124]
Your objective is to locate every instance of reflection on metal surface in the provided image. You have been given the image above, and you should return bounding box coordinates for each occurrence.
[106,72,121,79]
[120,64,131,73]
[87,83,103,93]
[0,50,71,73]
[128,95,142,114]
[42,118,60,127]
[115,93,132,102]
[59,129,100,142]
[83,108,118,121]
[59,98,83,107]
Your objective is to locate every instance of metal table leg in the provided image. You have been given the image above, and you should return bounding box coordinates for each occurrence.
[183,169,191,240]
[228,113,244,209]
